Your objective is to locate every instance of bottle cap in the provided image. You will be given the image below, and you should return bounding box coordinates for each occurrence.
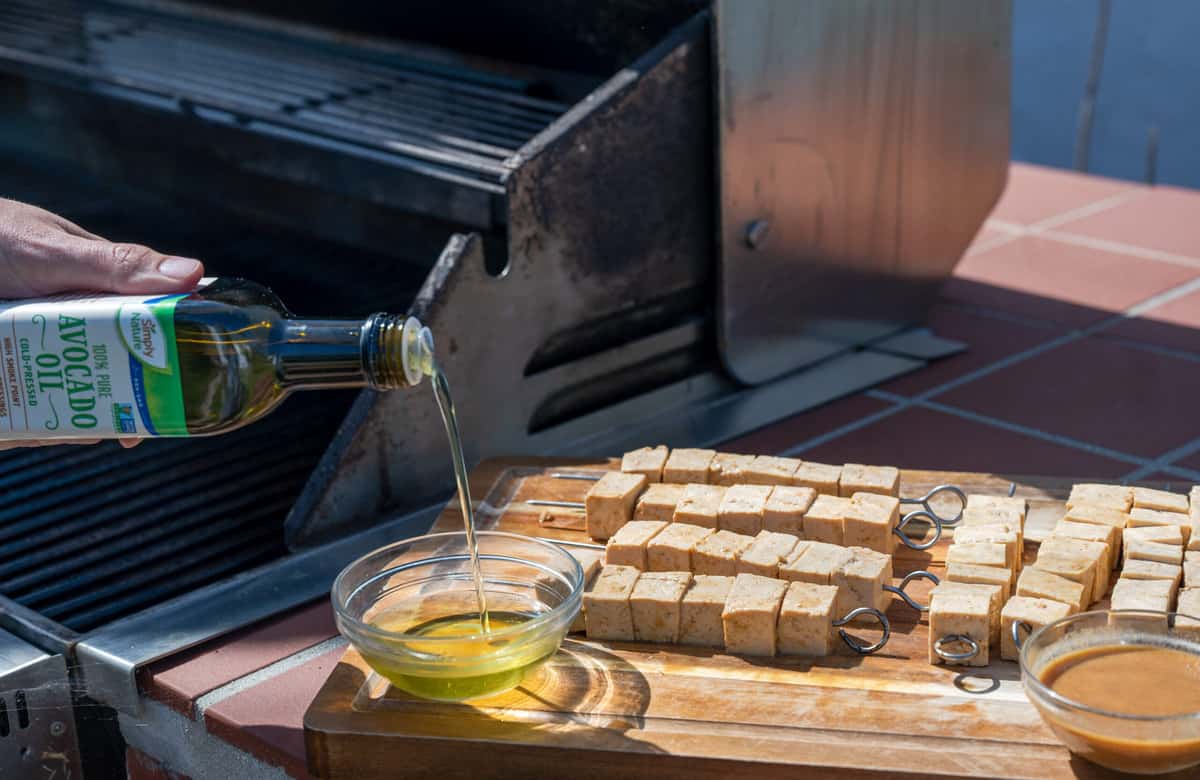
[401,316,435,386]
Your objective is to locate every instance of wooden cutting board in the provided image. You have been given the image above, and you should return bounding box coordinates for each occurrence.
[304,457,1193,779]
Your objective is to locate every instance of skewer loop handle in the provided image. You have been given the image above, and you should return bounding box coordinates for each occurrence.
[933,634,980,662]
[900,484,966,527]
[894,510,942,550]
[833,607,891,655]
[882,570,939,613]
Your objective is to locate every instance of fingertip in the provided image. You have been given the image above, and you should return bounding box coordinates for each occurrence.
[119,438,142,449]
[158,257,205,286]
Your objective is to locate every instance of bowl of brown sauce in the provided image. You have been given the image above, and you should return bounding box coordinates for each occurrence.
[1020,609,1200,774]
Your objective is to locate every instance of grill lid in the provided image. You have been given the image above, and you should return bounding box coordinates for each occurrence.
[0,0,569,191]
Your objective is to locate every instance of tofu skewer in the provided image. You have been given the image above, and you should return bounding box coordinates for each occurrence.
[584,568,891,656]
[551,446,969,527]
[559,531,939,617]
[535,475,945,551]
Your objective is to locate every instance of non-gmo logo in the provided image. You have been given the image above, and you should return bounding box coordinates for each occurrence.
[113,403,136,434]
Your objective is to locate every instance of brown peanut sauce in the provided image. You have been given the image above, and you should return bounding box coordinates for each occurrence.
[1041,644,1200,717]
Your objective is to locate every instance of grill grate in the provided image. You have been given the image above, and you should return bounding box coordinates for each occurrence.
[0,0,568,189]
[0,395,346,633]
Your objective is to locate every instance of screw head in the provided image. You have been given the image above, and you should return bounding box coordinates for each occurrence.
[50,721,65,736]
[744,219,770,249]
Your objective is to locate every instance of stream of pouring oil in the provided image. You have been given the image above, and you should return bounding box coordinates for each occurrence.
[431,365,491,633]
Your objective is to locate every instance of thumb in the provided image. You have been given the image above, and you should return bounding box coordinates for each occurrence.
[57,235,204,295]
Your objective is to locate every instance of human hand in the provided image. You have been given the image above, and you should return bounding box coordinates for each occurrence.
[0,198,204,450]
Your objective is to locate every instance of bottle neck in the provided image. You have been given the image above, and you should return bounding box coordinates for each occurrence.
[278,314,434,390]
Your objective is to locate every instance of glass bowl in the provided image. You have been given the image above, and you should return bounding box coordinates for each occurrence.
[1020,609,1200,774]
[332,531,583,701]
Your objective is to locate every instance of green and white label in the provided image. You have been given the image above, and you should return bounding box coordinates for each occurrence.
[0,289,193,439]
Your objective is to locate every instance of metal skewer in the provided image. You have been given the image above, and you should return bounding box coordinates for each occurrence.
[529,496,943,552]
[548,471,970,531]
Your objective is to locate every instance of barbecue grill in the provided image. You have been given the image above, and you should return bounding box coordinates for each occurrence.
[0,1,1009,775]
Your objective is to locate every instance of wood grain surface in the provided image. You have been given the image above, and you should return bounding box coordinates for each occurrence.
[305,457,1195,779]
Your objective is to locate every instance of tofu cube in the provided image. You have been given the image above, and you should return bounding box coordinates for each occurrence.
[742,455,802,485]
[605,520,668,569]
[630,571,692,643]
[1122,559,1182,590]
[736,531,801,577]
[621,445,668,482]
[721,573,789,656]
[844,493,900,554]
[1055,519,1120,571]
[586,472,648,541]
[832,546,893,617]
[1111,577,1175,612]
[679,575,734,648]
[709,453,758,486]
[662,448,716,484]
[929,592,991,667]
[1125,525,1184,546]
[932,581,1003,646]
[953,524,1020,571]
[693,530,755,575]
[966,494,1028,524]
[1190,486,1200,551]
[839,463,900,498]
[1130,506,1193,546]
[779,541,852,586]
[1176,588,1200,643]
[646,523,714,572]
[1065,503,1130,531]
[1067,483,1133,512]
[1186,560,1200,589]
[634,483,685,523]
[1039,537,1110,602]
[673,484,726,528]
[568,548,605,632]
[791,461,842,495]
[946,542,1009,571]
[1031,554,1097,608]
[803,494,851,545]
[961,507,1024,551]
[717,484,772,535]
[763,485,816,536]
[944,562,1012,600]
[1133,486,1189,515]
[1000,597,1072,662]
[1017,567,1086,613]
[1124,538,1184,566]
[777,582,839,656]
[584,565,641,640]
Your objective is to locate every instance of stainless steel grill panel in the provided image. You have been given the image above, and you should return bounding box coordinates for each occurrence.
[0,0,568,189]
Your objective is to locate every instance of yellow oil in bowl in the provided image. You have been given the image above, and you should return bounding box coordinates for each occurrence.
[333,531,584,702]
[361,607,562,700]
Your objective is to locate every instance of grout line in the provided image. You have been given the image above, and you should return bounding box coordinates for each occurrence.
[1026,188,1146,232]
[1038,229,1200,270]
[778,400,907,458]
[983,218,1026,234]
[1161,464,1200,483]
[1099,337,1200,366]
[867,390,1151,467]
[1097,275,1200,320]
[964,232,1021,257]
[194,635,347,720]
[1121,437,1200,483]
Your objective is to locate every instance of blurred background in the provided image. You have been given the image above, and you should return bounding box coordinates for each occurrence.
[1013,0,1200,187]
